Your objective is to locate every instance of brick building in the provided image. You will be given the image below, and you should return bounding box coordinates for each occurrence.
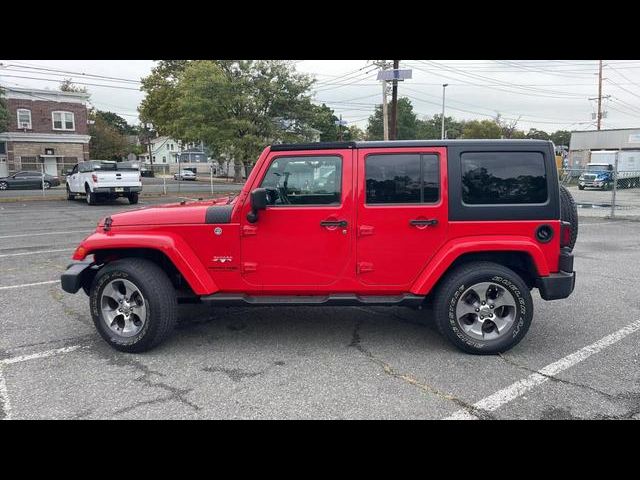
[0,87,91,177]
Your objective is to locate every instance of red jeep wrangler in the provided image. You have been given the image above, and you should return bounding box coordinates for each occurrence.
[61,140,577,354]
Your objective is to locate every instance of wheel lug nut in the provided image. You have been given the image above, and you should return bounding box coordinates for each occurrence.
[475,308,480,312]
[480,316,484,320]
[490,305,494,309]
[482,301,486,305]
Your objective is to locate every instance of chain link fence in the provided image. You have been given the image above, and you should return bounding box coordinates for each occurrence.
[0,160,244,200]
[560,167,640,219]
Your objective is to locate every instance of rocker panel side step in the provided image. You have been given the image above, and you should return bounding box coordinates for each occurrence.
[199,293,425,307]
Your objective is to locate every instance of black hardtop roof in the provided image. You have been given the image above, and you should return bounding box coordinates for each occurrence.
[270,139,553,151]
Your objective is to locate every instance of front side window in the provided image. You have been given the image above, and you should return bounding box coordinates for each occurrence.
[17,109,32,129]
[366,153,440,204]
[260,155,342,206]
[52,111,75,131]
[461,152,547,204]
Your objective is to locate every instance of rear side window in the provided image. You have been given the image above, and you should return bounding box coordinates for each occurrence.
[260,155,342,205]
[461,152,547,204]
[366,154,439,204]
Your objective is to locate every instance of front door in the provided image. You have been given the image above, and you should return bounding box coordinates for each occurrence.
[240,149,354,289]
[356,147,448,287]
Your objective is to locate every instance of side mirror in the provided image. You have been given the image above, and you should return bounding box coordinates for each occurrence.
[247,188,268,223]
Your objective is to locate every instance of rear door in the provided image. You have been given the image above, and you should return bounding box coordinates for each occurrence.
[356,147,448,287]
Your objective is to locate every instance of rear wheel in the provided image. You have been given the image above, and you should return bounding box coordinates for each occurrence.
[559,185,578,251]
[90,258,177,353]
[128,192,139,204]
[86,186,96,205]
[432,261,533,355]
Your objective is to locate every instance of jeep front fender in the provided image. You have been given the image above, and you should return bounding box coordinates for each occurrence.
[409,236,550,296]
[72,231,218,295]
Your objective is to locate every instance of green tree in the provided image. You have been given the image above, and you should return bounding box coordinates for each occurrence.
[346,125,365,141]
[0,87,8,132]
[139,60,192,136]
[366,97,419,140]
[143,60,316,181]
[550,130,571,147]
[525,128,550,140]
[59,78,88,93]
[416,114,465,139]
[308,103,340,142]
[461,119,503,139]
[95,110,137,135]
[89,111,129,160]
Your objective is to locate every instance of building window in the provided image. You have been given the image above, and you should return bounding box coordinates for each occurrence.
[52,111,75,131]
[152,156,156,162]
[0,142,6,155]
[17,109,32,129]
[162,156,166,163]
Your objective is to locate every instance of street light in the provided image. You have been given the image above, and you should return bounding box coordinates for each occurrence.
[441,84,449,140]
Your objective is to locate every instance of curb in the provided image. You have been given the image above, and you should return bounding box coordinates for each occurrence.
[0,190,242,203]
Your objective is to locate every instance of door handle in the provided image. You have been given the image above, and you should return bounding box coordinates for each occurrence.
[410,219,438,227]
[320,220,348,228]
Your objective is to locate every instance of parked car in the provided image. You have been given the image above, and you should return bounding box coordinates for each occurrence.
[174,170,197,181]
[0,171,60,190]
[62,140,577,354]
[66,160,142,205]
[140,165,154,177]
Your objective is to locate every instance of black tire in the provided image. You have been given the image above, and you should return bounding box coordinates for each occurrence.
[43,181,51,189]
[89,258,177,353]
[559,185,578,251]
[578,185,585,190]
[128,192,139,204]
[86,186,96,205]
[432,261,533,355]
[66,185,74,200]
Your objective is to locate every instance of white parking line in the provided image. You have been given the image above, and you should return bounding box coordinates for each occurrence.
[0,230,89,239]
[0,345,85,420]
[0,248,74,258]
[0,280,59,291]
[0,345,84,366]
[0,366,11,420]
[444,318,640,420]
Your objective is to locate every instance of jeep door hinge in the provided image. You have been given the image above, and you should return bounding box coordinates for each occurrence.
[241,262,257,273]
[358,225,375,236]
[242,225,258,236]
[357,262,374,274]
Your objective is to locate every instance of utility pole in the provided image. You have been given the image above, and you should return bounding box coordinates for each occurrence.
[441,84,448,140]
[382,80,389,140]
[597,59,603,130]
[390,60,399,140]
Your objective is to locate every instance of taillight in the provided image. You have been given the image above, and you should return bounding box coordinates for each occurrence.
[560,221,572,248]
[92,173,98,183]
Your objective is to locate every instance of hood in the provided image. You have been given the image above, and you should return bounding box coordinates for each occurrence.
[99,195,237,227]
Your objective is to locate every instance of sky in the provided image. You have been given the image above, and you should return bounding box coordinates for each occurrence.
[2,59,640,133]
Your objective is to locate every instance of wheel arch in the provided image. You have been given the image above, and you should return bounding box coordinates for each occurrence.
[76,232,218,296]
[410,237,548,296]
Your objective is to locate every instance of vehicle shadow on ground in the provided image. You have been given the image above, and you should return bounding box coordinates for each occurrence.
[171,303,446,352]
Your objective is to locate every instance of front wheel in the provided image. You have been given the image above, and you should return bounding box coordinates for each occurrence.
[0,181,8,190]
[89,258,177,353]
[432,261,533,355]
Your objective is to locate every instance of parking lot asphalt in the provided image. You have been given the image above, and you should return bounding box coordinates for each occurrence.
[0,196,639,419]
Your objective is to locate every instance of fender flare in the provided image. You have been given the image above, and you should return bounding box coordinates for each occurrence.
[409,236,550,296]
[75,231,218,295]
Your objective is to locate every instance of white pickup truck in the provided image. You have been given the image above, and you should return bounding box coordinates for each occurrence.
[66,160,142,205]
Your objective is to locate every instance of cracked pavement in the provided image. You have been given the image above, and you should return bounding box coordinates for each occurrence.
[0,199,639,419]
